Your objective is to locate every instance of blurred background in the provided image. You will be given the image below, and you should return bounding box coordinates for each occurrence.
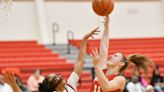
[0,0,164,92]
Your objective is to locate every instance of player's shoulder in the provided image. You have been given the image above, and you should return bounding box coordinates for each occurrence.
[114,75,126,84]
[65,84,77,92]
[115,75,126,79]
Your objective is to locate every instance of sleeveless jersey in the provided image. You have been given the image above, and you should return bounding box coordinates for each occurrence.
[90,70,122,92]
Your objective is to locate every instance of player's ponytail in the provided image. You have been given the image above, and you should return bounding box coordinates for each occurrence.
[119,53,154,76]
[127,54,154,76]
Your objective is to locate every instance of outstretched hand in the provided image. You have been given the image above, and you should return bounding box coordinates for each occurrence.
[74,27,100,77]
[90,48,101,66]
[3,71,16,87]
[83,27,100,40]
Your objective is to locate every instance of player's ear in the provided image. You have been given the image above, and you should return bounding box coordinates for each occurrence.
[119,62,125,67]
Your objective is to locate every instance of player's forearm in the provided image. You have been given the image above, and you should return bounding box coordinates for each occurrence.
[73,62,85,77]
[73,38,87,76]
[13,87,22,92]
[10,83,22,92]
[100,25,109,68]
[77,38,87,63]
[100,27,109,56]
[95,65,110,91]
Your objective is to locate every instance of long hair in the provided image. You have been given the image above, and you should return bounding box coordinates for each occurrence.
[119,53,154,76]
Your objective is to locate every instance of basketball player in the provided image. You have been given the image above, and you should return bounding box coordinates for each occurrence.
[38,28,100,92]
[89,15,154,92]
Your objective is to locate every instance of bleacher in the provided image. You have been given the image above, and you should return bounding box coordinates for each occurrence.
[1,38,164,91]
[0,41,92,92]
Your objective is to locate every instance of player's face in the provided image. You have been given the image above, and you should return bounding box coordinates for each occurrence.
[48,74,65,92]
[107,53,123,66]
[56,79,66,92]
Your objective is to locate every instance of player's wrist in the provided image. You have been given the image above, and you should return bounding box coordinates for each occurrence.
[94,65,101,68]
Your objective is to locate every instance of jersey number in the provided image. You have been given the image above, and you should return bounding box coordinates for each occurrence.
[94,85,101,92]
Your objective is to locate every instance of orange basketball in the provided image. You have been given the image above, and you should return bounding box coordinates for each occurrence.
[92,0,114,16]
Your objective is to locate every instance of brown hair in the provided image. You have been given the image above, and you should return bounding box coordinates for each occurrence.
[119,53,154,76]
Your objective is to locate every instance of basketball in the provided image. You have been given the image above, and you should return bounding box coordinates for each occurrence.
[92,0,114,16]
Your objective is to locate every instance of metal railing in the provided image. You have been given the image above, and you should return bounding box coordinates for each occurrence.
[52,22,59,45]
[67,30,74,54]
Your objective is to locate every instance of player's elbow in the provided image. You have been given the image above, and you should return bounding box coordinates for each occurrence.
[101,84,118,92]
[100,83,111,92]
[101,86,110,92]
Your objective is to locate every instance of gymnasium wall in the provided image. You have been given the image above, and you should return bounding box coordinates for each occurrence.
[110,1,164,38]
[45,1,99,44]
[0,2,40,41]
[46,1,164,44]
[0,0,163,44]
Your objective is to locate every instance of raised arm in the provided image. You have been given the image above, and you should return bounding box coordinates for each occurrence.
[3,71,22,92]
[90,48,126,91]
[99,15,109,69]
[73,27,99,76]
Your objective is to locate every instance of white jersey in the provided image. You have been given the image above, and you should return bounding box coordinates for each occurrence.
[126,82,144,92]
[0,83,13,92]
[64,72,79,92]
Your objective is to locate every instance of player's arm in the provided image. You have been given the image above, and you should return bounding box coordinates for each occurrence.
[73,27,99,77]
[3,71,22,92]
[67,28,99,90]
[95,66,126,91]
[90,48,126,91]
[99,15,109,69]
